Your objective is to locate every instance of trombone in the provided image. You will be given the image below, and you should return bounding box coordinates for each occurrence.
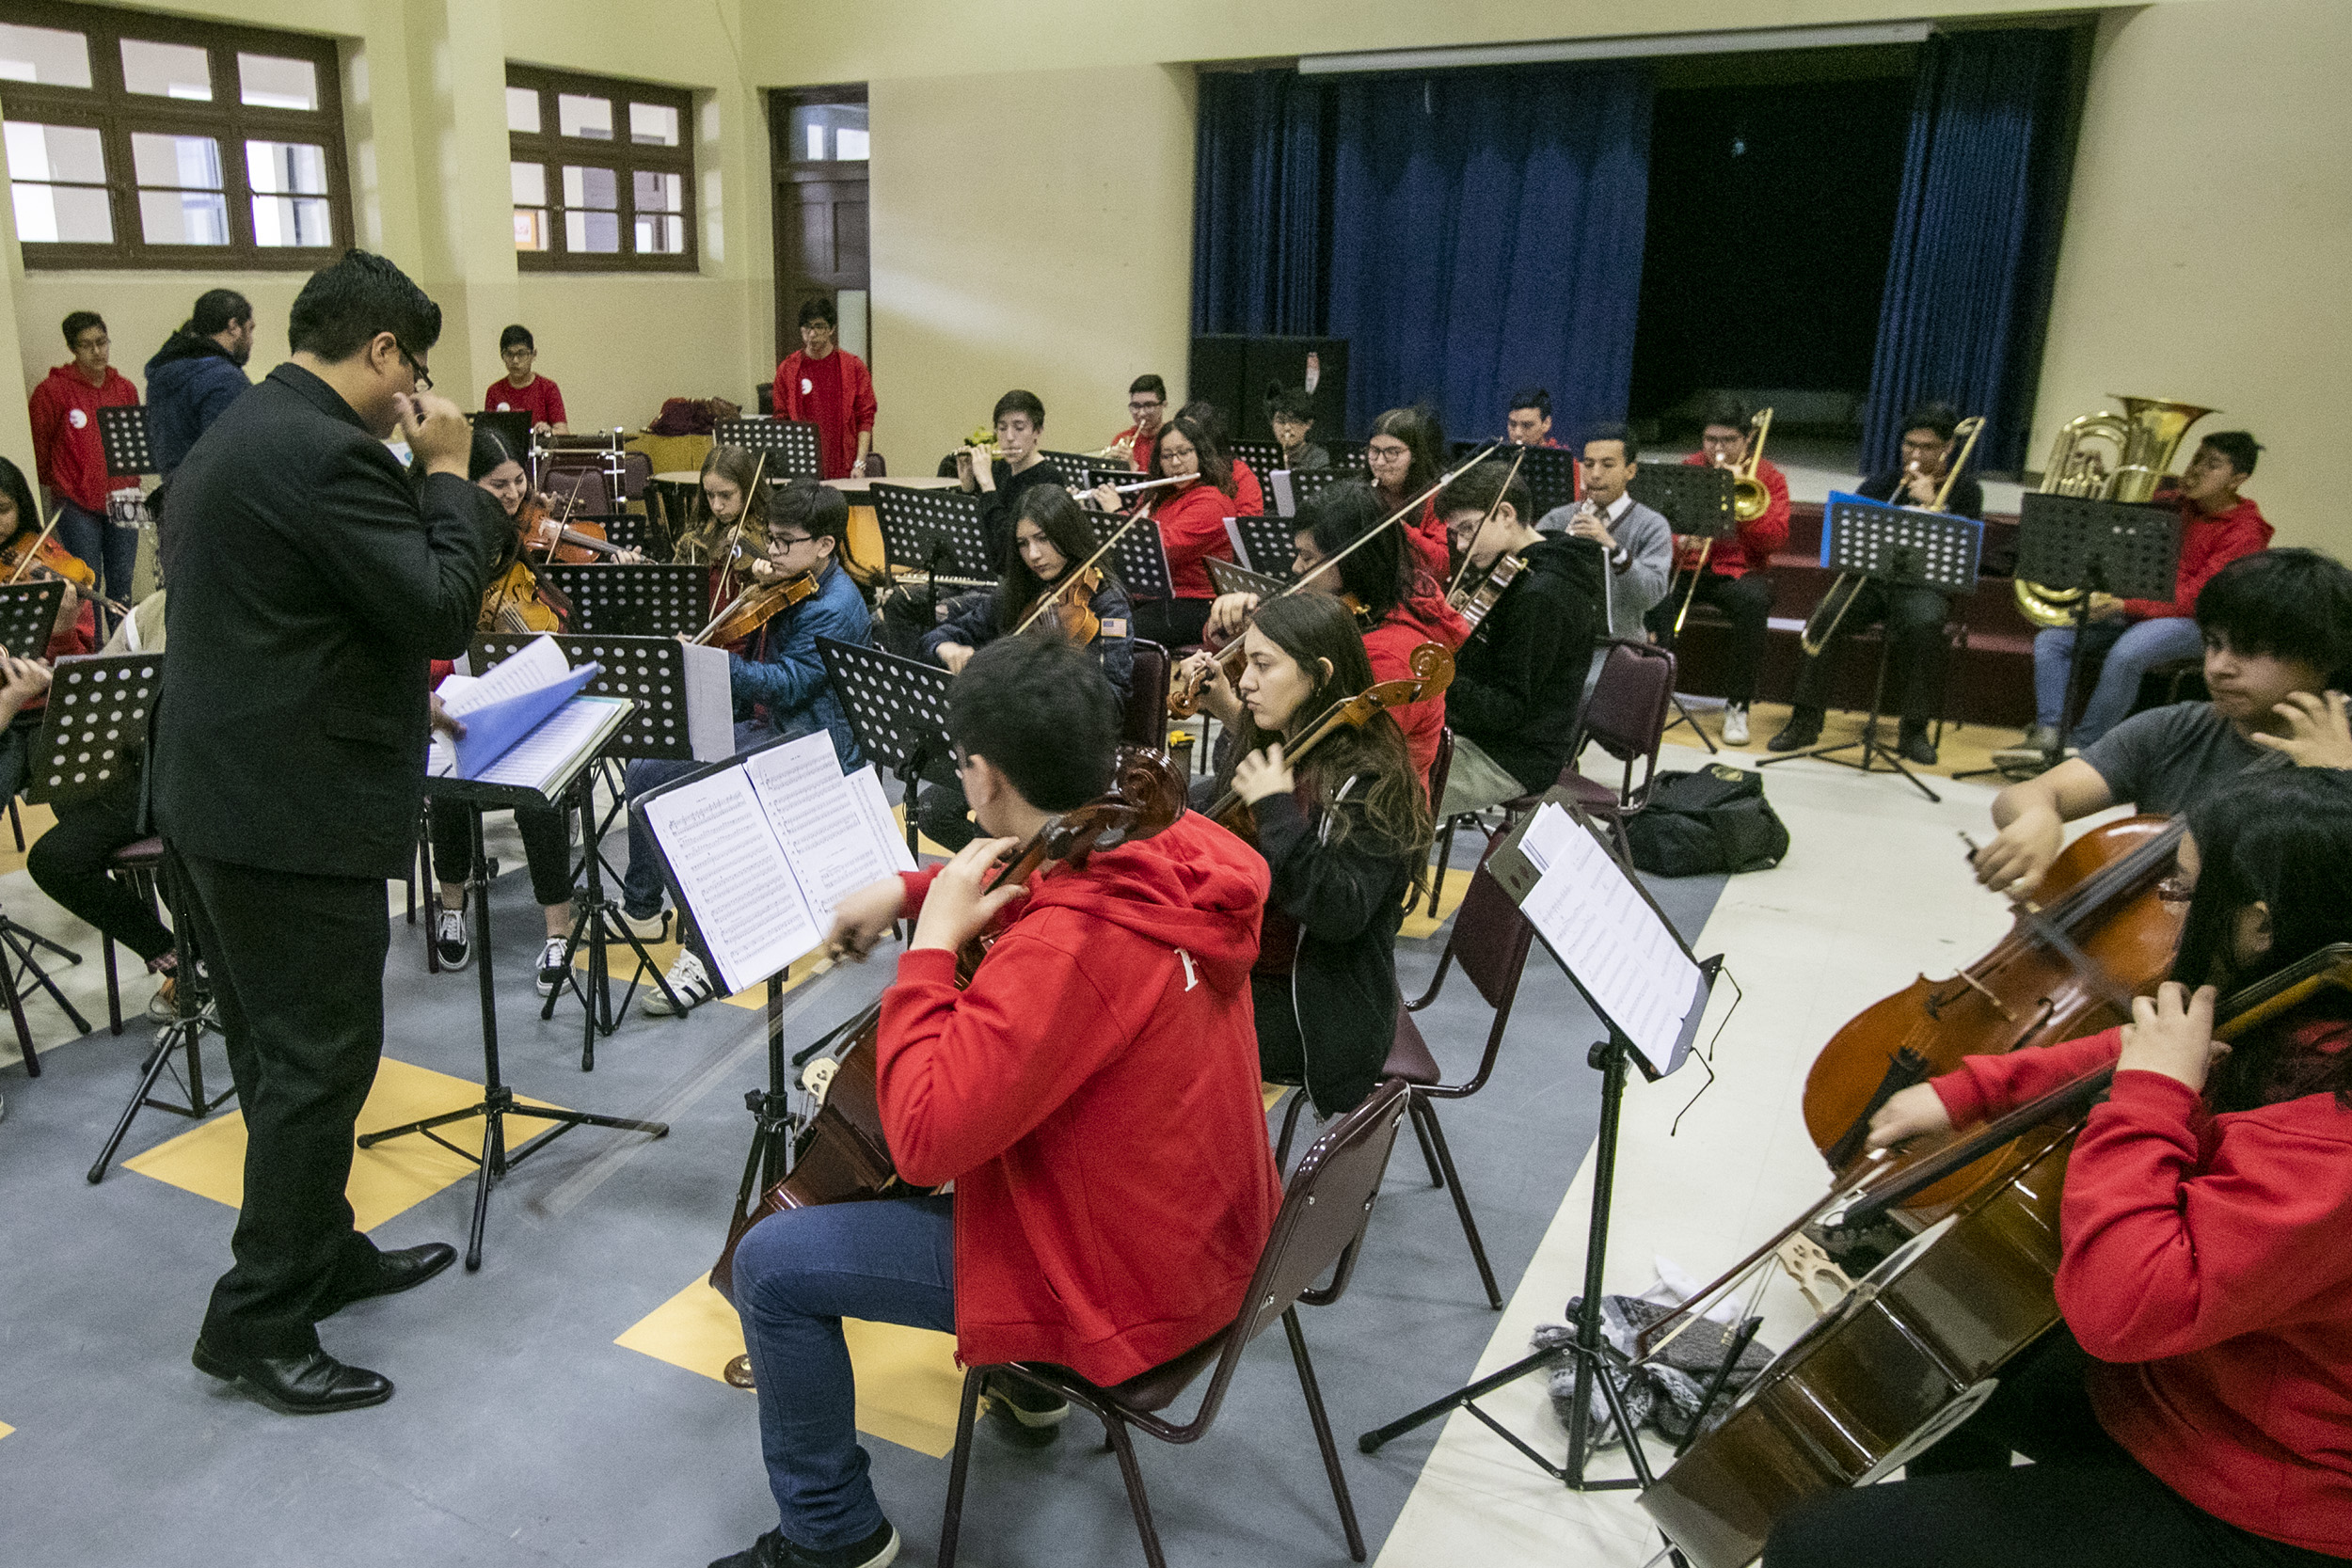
[1670,405,1773,637]
[1800,414,1982,657]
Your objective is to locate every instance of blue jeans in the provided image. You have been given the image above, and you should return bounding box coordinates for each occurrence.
[2033,616,2205,744]
[732,1195,956,1552]
[54,498,138,608]
[620,717,786,918]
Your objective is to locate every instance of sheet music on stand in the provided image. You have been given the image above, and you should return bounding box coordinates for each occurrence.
[98,406,155,479]
[1628,466,1737,540]
[1108,520,1174,602]
[634,729,916,996]
[471,632,731,761]
[25,649,158,807]
[1820,491,1983,593]
[871,483,995,584]
[0,580,68,660]
[1484,790,1717,1079]
[1223,514,1299,579]
[2014,493,2181,602]
[1206,557,1287,600]
[712,417,821,481]
[538,562,705,636]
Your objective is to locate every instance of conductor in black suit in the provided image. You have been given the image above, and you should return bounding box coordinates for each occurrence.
[153,250,507,1415]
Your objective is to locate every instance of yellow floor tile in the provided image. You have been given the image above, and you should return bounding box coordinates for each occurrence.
[125,1057,572,1231]
[615,1275,965,1458]
[0,1419,13,1440]
[1399,864,1472,942]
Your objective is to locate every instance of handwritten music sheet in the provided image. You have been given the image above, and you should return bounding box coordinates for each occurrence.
[1517,802,1701,1073]
[637,768,821,994]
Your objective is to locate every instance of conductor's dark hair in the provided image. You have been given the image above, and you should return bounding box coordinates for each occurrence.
[1440,460,1534,528]
[288,250,442,361]
[797,295,837,329]
[2178,768,2352,1113]
[61,310,104,348]
[2196,548,2352,689]
[1129,373,1167,401]
[1296,482,1409,622]
[1900,401,1962,442]
[1699,395,1752,434]
[993,388,1045,429]
[499,323,535,353]
[1507,387,1552,420]
[0,455,40,533]
[1146,414,1234,498]
[950,635,1119,812]
[1265,386,1316,423]
[1581,421,1641,464]
[187,290,251,336]
[2201,431,2263,478]
[770,476,849,550]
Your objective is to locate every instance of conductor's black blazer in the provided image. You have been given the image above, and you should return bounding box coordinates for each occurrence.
[153,364,505,880]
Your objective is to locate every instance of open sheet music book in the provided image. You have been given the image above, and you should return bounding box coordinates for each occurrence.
[428,634,632,796]
[635,729,918,996]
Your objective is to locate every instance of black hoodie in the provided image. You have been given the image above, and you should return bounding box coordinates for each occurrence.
[1447,532,1607,791]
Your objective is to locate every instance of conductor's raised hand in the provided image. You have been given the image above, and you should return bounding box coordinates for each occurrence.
[910,836,1028,955]
[825,874,908,964]
[1865,1083,1953,1151]
[399,391,473,477]
[2249,689,2352,771]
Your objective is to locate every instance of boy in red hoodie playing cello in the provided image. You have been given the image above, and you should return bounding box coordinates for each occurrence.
[712,635,1280,1568]
[1768,766,2352,1568]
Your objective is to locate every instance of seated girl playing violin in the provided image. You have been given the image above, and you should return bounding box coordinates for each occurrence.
[1202,593,1434,1125]
[914,484,1133,851]
[671,444,769,587]
[1767,766,2352,1568]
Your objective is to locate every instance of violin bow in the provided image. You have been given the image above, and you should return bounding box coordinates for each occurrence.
[1443,442,1531,602]
[711,448,771,604]
[1008,508,1149,639]
[8,499,67,587]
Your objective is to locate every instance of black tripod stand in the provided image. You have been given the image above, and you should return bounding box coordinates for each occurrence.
[87,848,231,1183]
[542,767,684,1068]
[363,797,668,1270]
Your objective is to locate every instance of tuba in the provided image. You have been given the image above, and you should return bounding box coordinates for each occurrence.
[2015,396,2216,627]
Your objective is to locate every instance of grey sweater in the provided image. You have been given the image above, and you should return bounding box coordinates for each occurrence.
[1538,497,1675,640]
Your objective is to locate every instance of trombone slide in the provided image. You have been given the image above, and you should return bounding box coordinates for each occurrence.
[1670,536,1714,639]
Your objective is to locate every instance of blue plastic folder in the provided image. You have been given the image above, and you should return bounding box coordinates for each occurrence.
[451,660,603,780]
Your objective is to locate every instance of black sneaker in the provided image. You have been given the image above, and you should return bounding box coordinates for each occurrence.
[534,936,570,998]
[984,1370,1072,1448]
[1897,727,1939,767]
[707,1522,899,1568]
[1767,710,1823,752]
[434,907,471,969]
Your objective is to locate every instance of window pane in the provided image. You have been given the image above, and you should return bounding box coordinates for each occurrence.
[514,208,549,251]
[506,87,541,134]
[557,93,612,140]
[5,122,106,184]
[628,102,679,146]
[564,209,619,253]
[632,168,682,214]
[139,189,230,244]
[561,165,617,210]
[252,194,331,246]
[634,212,685,255]
[131,133,223,190]
[836,127,868,161]
[0,23,93,87]
[237,54,318,110]
[510,161,546,206]
[120,38,212,101]
[11,182,111,243]
[246,140,327,195]
[788,103,866,162]
[804,123,823,161]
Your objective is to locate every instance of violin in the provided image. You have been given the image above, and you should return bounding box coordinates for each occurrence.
[1206,641,1454,840]
[1023,564,1103,645]
[1447,553,1527,632]
[691,568,818,647]
[518,499,626,563]
[480,558,566,635]
[1173,591,1370,720]
[707,746,1189,1299]
[2,507,97,593]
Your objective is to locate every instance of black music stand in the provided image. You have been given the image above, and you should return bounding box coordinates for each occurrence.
[1361,796,1722,1497]
[0,579,67,660]
[1627,465,1737,543]
[564,512,657,556]
[1106,520,1176,608]
[97,405,155,480]
[469,633,714,1058]
[368,762,668,1269]
[86,841,230,1183]
[538,562,704,636]
[1205,558,1286,601]
[713,417,822,481]
[1223,514,1299,579]
[1039,449,1109,474]
[1278,467,1355,516]
[871,484,995,624]
[2008,494,2181,769]
[818,638,954,860]
[1226,438,1284,477]
[1504,444,1581,518]
[1758,494,1983,803]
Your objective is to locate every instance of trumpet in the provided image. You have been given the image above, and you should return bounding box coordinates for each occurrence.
[1800,414,1983,657]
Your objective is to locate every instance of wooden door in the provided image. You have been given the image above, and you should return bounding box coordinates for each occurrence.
[770,87,870,373]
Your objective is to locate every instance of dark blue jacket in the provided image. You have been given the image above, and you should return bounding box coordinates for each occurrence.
[730,560,871,769]
[918,574,1135,698]
[145,335,251,476]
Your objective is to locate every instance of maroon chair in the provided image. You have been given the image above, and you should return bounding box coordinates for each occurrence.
[1548,637,1677,866]
[940,1081,1410,1568]
[1123,640,1171,751]
[1413,727,1455,916]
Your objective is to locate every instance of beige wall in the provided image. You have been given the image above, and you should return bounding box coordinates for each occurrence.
[2032,0,2352,551]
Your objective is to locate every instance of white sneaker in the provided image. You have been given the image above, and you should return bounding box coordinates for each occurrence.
[1721,702,1751,745]
[614,907,669,943]
[434,908,471,970]
[534,937,570,998]
[643,946,715,1016]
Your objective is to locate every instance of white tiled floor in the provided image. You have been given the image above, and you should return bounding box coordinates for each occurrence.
[1376,742,2028,1566]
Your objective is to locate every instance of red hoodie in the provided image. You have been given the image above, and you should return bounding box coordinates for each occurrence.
[1232,457,1264,517]
[1365,588,1470,791]
[29,363,140,514]
[2121,494,2273,622]
[875,810,1280,1387]
[1931,1021,2352,1556]
[1677,453,1789,578]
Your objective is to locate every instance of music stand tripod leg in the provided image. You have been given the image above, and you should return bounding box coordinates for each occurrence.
[0,918,92,1037]
[1757,634,1942,804]
[542,770,687,1054]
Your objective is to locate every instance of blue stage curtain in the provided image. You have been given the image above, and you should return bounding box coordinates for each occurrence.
[1861,29,2079,474]
[1191,71,1329,338]
[1325,63,1653,443]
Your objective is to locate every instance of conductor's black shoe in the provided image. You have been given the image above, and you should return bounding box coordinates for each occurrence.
[323,1242,458,1315]
[1767,709,1824,752]
[983,1370,1072,1447]
[708,1522,900,1568]
[1897,727,1939,767]
[191,1339,393,1415]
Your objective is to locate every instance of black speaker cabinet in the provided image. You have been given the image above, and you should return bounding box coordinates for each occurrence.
[1188,336,1349,445]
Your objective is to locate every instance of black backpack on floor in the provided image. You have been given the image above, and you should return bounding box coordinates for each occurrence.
[1624,765,1790,877]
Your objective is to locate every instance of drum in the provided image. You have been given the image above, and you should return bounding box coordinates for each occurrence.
[650,470,703,539]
